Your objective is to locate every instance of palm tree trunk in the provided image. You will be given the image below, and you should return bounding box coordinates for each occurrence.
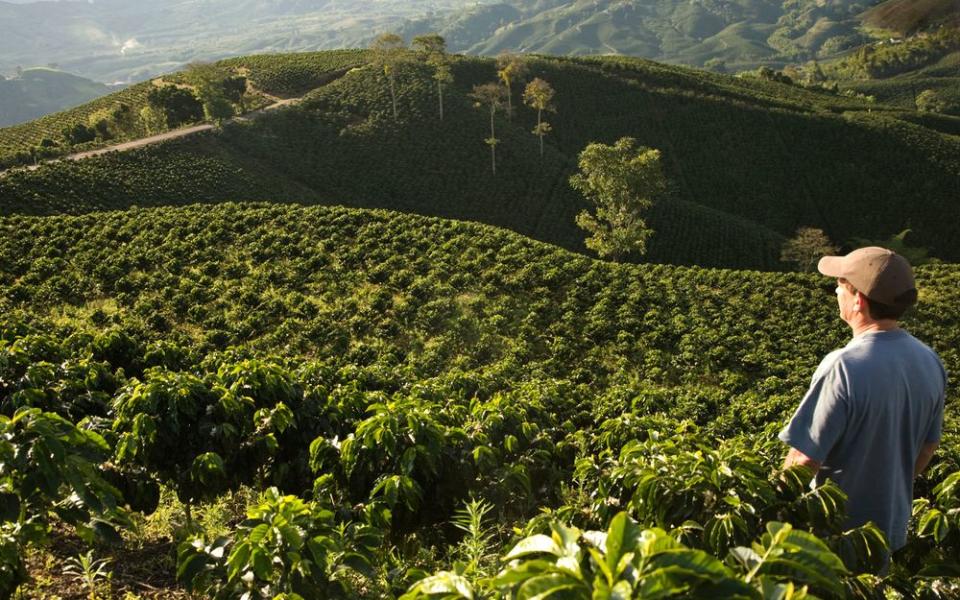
[538,108,543,157]
[390,77,398,120]
[438,82,444,121]
[490,108,497,175]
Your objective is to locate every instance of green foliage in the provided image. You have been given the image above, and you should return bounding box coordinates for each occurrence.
[781,227,839,272]
[825,28,960,80]
[6,54,960,267]
[217,50,366,98]
[571,137,666,260]
[177,486,381,599]
[146,85,204,129]
[484,513,846,598]
[0,50,366,168]
[0,408,131,597]
[0,203,957,596]
[62,549,113,600]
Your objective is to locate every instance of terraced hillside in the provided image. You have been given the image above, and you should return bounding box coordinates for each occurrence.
[2,203,957,597]
[3,51,960,269]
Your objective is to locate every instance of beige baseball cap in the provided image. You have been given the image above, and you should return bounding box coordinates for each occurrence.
[818,247,916,306]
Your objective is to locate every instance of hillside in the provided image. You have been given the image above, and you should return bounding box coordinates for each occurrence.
[2,203,958,597]
[399,0,886,68]
[3,51,960,269]
[862,0,960,35]
[0,68,113,127]
[0,50,366,167]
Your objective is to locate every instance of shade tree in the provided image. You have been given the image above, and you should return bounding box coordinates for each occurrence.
[470,83,505,176]
[570,137,667,261]
[413,33,453,121]
[523,77,556,157]
[496,52,529,119]
[371,33,408,121]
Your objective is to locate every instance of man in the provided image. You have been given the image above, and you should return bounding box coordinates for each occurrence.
[779,246,946,552]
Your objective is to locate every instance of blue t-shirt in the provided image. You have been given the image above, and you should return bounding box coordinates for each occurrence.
[779,329,946,550]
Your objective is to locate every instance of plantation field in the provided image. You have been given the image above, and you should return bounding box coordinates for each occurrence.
[0,81,155,162]
[1,203,957,597]
[0,50,367,167]
[6,51,960,270]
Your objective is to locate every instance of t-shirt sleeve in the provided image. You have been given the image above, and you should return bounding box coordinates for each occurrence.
[779,355,849,463]
[923,362,947,444]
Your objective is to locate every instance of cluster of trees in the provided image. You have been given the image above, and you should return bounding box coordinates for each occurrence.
[469,52,558,174]
[365,35,663,261]
[28,67,249,159]
[826,27,960,80]
[367,34,559,175]
[780,227,937,272]
[140,65,248,134]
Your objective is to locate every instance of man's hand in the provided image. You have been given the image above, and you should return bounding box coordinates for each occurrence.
[783,447,822,474]
[914,441,939,478]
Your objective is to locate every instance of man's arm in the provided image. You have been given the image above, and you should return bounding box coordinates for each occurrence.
[914,441,939,478]
[783,447,822,474]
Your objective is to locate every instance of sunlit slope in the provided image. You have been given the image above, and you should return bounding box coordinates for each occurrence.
[862,0,960,35]
[0,50,366,164]
[3,53,959,267]
[2,203,957,414]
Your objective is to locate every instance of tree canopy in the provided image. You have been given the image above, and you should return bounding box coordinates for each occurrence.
[571,137,666,261]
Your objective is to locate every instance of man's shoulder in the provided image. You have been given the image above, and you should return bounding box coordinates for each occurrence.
[812,348,848,380]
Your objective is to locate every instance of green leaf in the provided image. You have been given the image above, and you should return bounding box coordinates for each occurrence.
[516,573,588,600]
[251,548,272,581]
[227,541,252,582]
[505,534,564,560]
[247,523,270,544]
[493,559,555,587]
[408,572,474,598]
[604,512,641,576]
[917,508,950,543]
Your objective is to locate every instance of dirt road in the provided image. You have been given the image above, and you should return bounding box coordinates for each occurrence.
[2,96,302,176]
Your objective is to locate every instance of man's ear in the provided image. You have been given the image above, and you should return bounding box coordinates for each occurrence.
[854,291,867,314]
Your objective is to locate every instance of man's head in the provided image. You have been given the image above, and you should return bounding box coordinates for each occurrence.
[818,247,917,324]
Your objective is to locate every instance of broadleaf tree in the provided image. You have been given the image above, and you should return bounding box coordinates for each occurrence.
[570,137,666,261]
[781,227,838,272]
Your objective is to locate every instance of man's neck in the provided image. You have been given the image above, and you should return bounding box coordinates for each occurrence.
[850,319,900,337]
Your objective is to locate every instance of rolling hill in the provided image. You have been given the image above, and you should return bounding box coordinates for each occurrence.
[2,50,959,270]
[862,0,960,35]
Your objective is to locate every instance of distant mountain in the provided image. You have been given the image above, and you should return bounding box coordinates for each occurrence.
[0,68,113,127]
[400,0,880,69]
[0,0,489,83]
[0,0,913,85]
[2,0,957,88]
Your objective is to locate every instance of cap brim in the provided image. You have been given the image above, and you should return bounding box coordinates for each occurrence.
[817,256,844,277]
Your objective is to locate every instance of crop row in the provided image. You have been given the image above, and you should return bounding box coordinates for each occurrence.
[1,203,957,597]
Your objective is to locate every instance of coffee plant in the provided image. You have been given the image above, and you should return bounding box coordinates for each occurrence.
[0,203,955,597]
